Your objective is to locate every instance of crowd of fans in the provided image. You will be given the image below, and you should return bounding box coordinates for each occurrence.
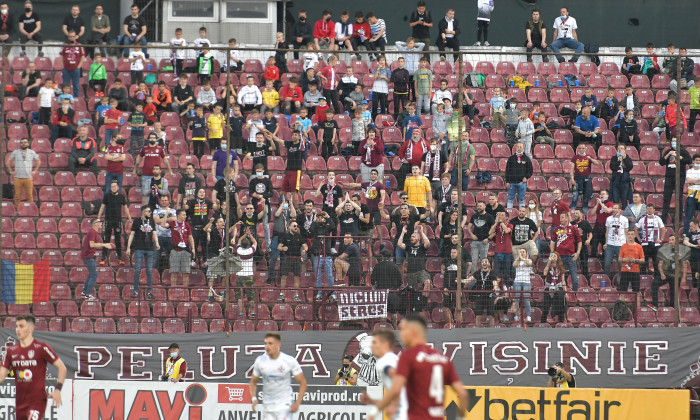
[4,1,700,328]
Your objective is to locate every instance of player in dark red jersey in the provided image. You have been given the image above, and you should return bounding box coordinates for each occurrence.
[0,314,67,420]
[363,314,468,420]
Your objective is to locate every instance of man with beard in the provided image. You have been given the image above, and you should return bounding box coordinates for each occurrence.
[468,201,495,273]
[7,138,40,210]
[237,200,266,251]
[168,209,196,288]
[391,203,420,273]
[278,222,308,303]
[297,199,317,241]
[177,163,202,208]
[126,206,159,299]
[185,188,212,266]
[397,225,431,298]
[309,211,336,298]
[485,192,506,220]
[147,165,168,210]
[397,129,429,190]
[340,169,388,251]
[314,171,343,227]
[335,233,363,288]
[510,206,539,263]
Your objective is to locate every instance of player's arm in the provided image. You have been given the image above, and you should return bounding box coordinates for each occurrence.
[292,372,307,412]
[50,358,67,407]
[450,379,469,418]
[249,374,260,412]
[0,367,9,383]
[372,374,407,411]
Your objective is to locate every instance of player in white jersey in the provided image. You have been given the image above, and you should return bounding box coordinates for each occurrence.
[368,328,407,420]
[250,333,308,420]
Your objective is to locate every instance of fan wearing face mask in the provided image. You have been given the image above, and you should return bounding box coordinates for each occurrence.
[162,343,187,383]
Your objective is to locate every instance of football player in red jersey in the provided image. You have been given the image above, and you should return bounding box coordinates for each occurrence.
[0,314,67,420]
[363,314,468,420]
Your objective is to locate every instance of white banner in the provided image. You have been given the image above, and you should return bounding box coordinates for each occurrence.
[337,290,388,321]
[0,380,72,420]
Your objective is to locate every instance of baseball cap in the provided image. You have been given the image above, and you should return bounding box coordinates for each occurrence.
[554,362,564,368]
[168,343,180,350]
[319,96,327,100]
[360,100,368,104]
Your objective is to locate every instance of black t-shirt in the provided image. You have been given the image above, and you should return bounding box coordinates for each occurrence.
[123,15,146,35]
[510,217,538,246]
[249,177,273,208]
[62,15,85,34]
[485,204,506,220]
[297,212,316,238]
[131,217,155,250]
[339,211,359,236]
[472,269,496,292]
[440,221,459,240]
[358,203,371,231]
[432,184,454,204]
[22,70,41,87]
[102,192,126,221]
[310,220,335,255]
[319,184,343,213]
[687,231,700,259]
[148,176,166,209]
[340,243,361,274]
[20,12,40,33]
[410,10,433,38]
[470,212,495,241]
[372,260,403,289]
[249,141,272,169]
[263,117,277,133]
[285,141,304,171]
[207,227,226,257]
[438,201,466,227]
[321,120,338,143]
[240,212,260,236]
[575,219,593,248]
[443,257,459,290]
[280,232,305,256]
[185,199,211,227]
[178,175,202,204]
[525,19,544,43]
[214,177,237,204]
[406,244,427,273]
[392,212,419,243]
[173,84,194,102]
[212,208,236,230]
[229,115,245,136]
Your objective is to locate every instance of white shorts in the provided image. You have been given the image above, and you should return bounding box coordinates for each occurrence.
[262,408,292,420]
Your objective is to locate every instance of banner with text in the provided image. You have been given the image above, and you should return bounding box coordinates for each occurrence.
[1,328,700,388]
[337,290,388,321]
[0,379,72,420]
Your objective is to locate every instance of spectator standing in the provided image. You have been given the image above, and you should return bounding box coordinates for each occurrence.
[636,204,664,274]
[185,188,213,267]
[490,211,514,285]
[570,143,600,215]
[357,128,385,181]
[211,138,240,181]
[134,135,174,205]
[7,138,39,210]
[572,107,601,151]
[610,144,633,209]
[421,138,447,191]
[590,190,613,258]
[618,110,640,150]
[504,142,533,209]
[510,207,539,264]
[550,7,583,63]
[97,180,130,265]
[89,5,110,58]
[550,212,582,291]
[623,192,647,225]
[309,212,336,296]
[291,10,313,59]
[88,52,107,94]
[453,86,476,125]
[664,93,686,139]
[413,58,433,115]
[126,206,158,299]
[153,196,176,269]
[515,109,535,157]
[398,130,429,190]
[651,235,689,308]
[81,219,113,300]
[17,1,42,57]
[0,2,14,50]
[19,61,40,100]
[278,221,308,302]
[572,209,593,279]
[660,140,691,224]
[38,78,54,124]
[371,250,404,324]
[397,225,432,297]
[684,220,700,289]
[60,30,85,98]
[391,57,410,116]
[549,187,570,240]
[436,8,460,62]
[371,55,391,119]
[689,79,700,132]
[238,76,263,112]
[366,13,387,60]
[168,209,195,288]
[468,201,495,273]
[475,0,494,46]
[447,130,475,192]
[512,248,533,322]
[465,257,494,326]
[146,165,168,210]
[61,5,85,42]
[603,203,628,279]
[177,164,202,208]
[122,4,147,57]
[525,9,548,62]
[319,55,341,113]
[409,1,432,57]
[404,165,432,217]
[684,154,700,234]
[486,191,506,220]
[391,203,420,269]
[335,233,363,287]
[68,126,97,176]
[104,134,126,194]
[269,198,296,284]
[541,252,566,322]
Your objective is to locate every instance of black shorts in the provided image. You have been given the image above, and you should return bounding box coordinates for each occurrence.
[619,271,640,293]
[443,289,456,309]
[369,210,382,228]
[281,256,302,277]
[474,295,494,315]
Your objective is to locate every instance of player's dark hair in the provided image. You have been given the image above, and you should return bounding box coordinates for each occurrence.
[404,313,428,330]
[16,314,36,326]
[265,332,281,342]
[372,328,396,347]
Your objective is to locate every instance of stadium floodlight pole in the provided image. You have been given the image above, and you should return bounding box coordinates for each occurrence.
[455,53,464,326]
[223,44,233,330]
[673,51,682,324]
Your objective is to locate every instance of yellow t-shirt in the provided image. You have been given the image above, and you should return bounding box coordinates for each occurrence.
[404,176,432,209]
[262,89,280,107]
[207,114,224,139]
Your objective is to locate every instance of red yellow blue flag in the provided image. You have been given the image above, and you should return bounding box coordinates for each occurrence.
[1,259,50,304]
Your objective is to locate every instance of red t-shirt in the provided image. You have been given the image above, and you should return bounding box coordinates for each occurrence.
[320,66,340,90]
[104,108,121,130]
[395,344,460,420]
[81,229,101,259]
[316,104,330,123]
[550,199,570,227]
[140,145,165,176]
[263,65,279,81]
[494,222,513,254]
[595,200,614,227]
[281,85,303,102]
[1,339,59,405]
[144,103,157,122]
[105,144,125,174]
[60,43,85,71]
[168,221,192,250]
[571,155,593,177]
[553,224,581,256]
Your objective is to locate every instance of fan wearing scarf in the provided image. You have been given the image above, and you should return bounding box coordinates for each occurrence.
[421,137,448,192]
[398,130,429,190]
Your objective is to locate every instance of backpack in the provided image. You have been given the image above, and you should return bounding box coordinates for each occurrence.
[584,43,601,66]
[466,73,485,87]
[2,183,14,200]
[612,300,629,322]
[144,73,157,84]
[477,171,492,184]
[564,74,578,86]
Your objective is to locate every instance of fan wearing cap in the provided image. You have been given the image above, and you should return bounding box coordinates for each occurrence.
[547,362,575,388]
[162,343,187,383]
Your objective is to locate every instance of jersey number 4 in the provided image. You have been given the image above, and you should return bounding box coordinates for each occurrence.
[429,365,444,404]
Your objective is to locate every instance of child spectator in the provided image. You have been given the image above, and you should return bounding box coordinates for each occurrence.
[144,96,157,125]
[128,42,146,85]
[197,43,215,85]
[95,95,110,126]
[534,113,555,149]
[237,76,262,112]
[621,46,641,78]
[529,102,541,122]
[475,0,494,46]
[193,27,210,58]
[319,55,341,112]
[246,109,265,149]
[303,42,319,72]
[131,81,148,110]
[610,104,626,137]
[580,87,598,117]
[689,77,700,132]
[263,56,280,89]
[319,108,338,159]
[396,99,411,128]
[391,57,410,115]
[153,121,167,150]
[153,81,172,112]
[599,88,619,122]
[88,52,107,94]
[169,27,187,76]
[515,107,535,157]
[432,103,449,155]
[360,100,373,127]
[261,79,280,114]
[274,33,288,74]
[395,37,426,100]
[207,104,225,151]
[490,87,506,128]
[262,109,279,137]
[127,102,147,154]
[38,78,55,125]
[366,13,387,60]
[504,98,520,141]
[197,81,218,111]
[189,105,207,158]
[229,104,246,154]
[351,108,367,154]
[303,81,322,114]
[402,102,423,140]
[652,104,667,143]
[623,85,641,116]
[665,92,686,139]
[280,76,303,115]
[442,97,454,115]
[50,98,75,147]
[372,55,391,119]
[345,83,365,112]
[619,109,640,151]
[245,132,276,173]
[294,107,313,141]
[300,68,320,94]
[221,38,241,73]
[431,79,451,115]
[339,66,359,105]
[103,98,121,146]
[57,84,74,106]
[641,43,660,82]
[108,78,128,111]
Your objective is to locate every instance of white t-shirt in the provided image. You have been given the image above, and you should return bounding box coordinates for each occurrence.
[129,51,146,71]
[374,352,408,420]
[686,168,700,194]
[335,21,353,41]
[635,215,664,246]
[236,244,256,276]
[39,86,54,108]
[303,52,319,71]
[194,36,211,56]
[252,352,303,411]
[553,16,578,39]
[514,260,532,284]
[170,37,187,60]
[605,214,629,247]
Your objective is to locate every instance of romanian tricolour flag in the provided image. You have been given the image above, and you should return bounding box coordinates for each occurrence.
[1,259,50,304]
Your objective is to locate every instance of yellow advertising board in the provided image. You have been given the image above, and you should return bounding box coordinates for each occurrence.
[443,386,689,420]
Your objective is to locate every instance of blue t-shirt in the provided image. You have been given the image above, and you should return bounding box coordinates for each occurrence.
[96,104,110,121]
[402,114,423,138]
[490,96,506,113]
[574,115,600,132]
[580,94,598,110]
[212,149,240,177]
[58,93,74,104]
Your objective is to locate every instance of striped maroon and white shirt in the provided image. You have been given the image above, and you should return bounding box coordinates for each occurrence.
[236,245,256,276]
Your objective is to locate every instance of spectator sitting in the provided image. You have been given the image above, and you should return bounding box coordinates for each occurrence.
[0,2,14,51]
[573,107,601,151]
[280,77,303,115]
[533,113,555,149]
[623,85,641,117]
[153,81,172,112]
[525,9,549,62]
[171,73,194,113]
[51,98,75,148]
[345,83,365,112]
[641,43,660,82]
[669,47,695,93]
[261,79,280,114]
[69,126,98,175]
[108,78,128,111]
[62,5,85,42]
[313,9,335,54]
[19,61,41,99]
[550,7,583,63]
[431,80,452,115]
[303,82,322,113]
[143,95,157,125]
[599,88,619,122]
[351,11,372,61]
[618,110,640,151]
[621,46,642,78]
[197,80,218,112]
[338,66,358,104]
[291,10,313,59]
[436,8,460,62]
[334,11,354,52]
[610,104,626,138]
[122,4,147,57]
[580,87,598,117]
[237,76,262,112]
[366,13,387,61]
[95,95,109,126]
